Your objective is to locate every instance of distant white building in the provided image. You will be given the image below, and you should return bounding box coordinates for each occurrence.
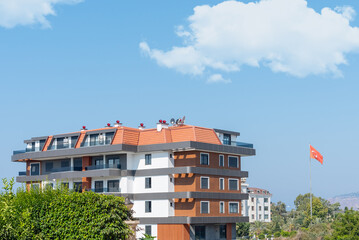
[241,178,272,222]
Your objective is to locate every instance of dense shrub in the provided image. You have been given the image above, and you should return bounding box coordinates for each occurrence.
[0,178,133,239]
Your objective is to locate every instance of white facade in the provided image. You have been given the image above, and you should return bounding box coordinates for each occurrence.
[241,178,272,223]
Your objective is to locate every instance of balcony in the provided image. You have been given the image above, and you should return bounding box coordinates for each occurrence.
[45,166,83,174]
[222,140,254,148]
[13,150,26,155]
[85,164,121,171]
[88,188,120,193]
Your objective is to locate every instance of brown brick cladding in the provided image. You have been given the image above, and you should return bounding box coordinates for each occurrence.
[174,151,241,170]
[174,199,242,217]
[174,151,242,217]
[175,175,241,193]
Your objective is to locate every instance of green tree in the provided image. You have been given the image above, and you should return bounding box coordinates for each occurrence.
[0,178,133,240]
[236,222,250,237]
[328,209,359,240]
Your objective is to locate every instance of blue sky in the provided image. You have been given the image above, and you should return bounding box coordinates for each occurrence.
[1,0,359,207]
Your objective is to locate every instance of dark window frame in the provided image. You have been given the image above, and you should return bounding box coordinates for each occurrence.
[145,177,152,189]
[200,177,209,189]
[200,153,209,165]
[145,154,152,165]
[145,201,152,213]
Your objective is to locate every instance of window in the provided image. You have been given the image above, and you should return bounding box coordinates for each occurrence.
[223,133,231,145]
[228,156,238,168]
[106,155,121,168]
[93,156,104,167]
[259,206,262,211]
[145,225,151,235]
[195,226,206,240]
[61,182,69,189]
[145,154,152,165]
[251,197,254,202]
[45,183,53,190]
[229,202,239,213]
[264,206,269,211]
[219,225,226,239]
[61,160,70,169]
[105,132,114,145]
[220,201,225,213]
[200,177,209,189]
[45,162,53,172]
[229,179,238,190]
[201,201,209,214]
[251,206,254,211]
[95,181,103,193]
[39,139,46,151]
[30,163,40,176]
[107,180,119,192]
[26,142,36,152]
[90,134,99,146]
[170,202,173,207]
[71,136,78,148]
[170,154,173,159]
[219,155,224,167]
[74,182,82,192]
[145,177,152,189]
[252,214,255,219]
[264,198,268,203]
[57,137,65,149]
[264,214,269,220]
[219,178,224,190]
[200,153,209,165]
[63,137,70,148]
[259,214,262,219]
[74,158,82,171]
[145,201,152,213]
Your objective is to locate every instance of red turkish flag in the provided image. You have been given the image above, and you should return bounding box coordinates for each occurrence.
[310,145,323,164]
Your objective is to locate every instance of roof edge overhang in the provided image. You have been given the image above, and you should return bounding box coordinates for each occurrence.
[12,141,255,162]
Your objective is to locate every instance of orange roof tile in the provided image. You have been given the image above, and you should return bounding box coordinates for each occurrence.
[43,124,223,148]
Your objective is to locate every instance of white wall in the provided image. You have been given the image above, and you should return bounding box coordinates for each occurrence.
[132,200,170,218]
[127,152,173,170]
[132,175,171,193]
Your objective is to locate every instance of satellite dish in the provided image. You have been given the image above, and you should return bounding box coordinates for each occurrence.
[170,118,176,125]
[182,116,186,124]
[176,119,179,124]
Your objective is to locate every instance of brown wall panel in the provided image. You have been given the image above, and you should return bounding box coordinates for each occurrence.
[157,224,190,240]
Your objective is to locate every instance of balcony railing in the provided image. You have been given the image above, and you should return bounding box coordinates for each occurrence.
[222,140,254,148]
[88,188,120,193]
[85,164,121,171]
[13,150,26,155]
[44,166,83,174]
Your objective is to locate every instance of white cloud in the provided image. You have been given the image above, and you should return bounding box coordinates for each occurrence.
[207,74,231,84]
[140,0,359,79]
[0,0,82,28]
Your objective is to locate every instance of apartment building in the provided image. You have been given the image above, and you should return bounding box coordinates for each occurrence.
[241,178,272,223]
[12,119,255,240]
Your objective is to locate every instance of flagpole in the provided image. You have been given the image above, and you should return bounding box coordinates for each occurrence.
[309,144,312,219]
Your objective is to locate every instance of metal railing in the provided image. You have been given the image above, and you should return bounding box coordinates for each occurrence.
[222,140,254,148]
[88,188,120,193]
[13,150,26,155]
[85,164,121,171]
[44,166,83,173]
